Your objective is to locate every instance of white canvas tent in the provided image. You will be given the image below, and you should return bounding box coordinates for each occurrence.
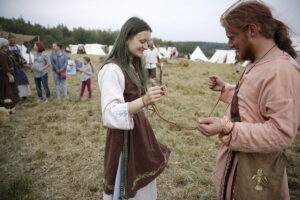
[69,44,79,54]
[84,44,106,55]
[225,50,236,64]
[209,50,228,64]
[157,47,179,59]
[108,45,114,54]
[209,50,236,64]
[158,47,169,58]
[190,46,208,61]
[292,36,300,52]
[242,60,251,67]
[167,47,179,58]
[292,36,300,65]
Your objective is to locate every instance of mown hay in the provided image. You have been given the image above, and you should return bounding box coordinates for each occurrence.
[160,58,168,64]
[98,55,107,65]
[179,58,189,67]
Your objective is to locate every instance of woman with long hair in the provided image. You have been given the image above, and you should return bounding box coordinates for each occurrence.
[50,42,68,99]
[98,17,170,200]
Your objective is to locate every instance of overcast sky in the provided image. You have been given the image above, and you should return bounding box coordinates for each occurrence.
[0,0,299,43]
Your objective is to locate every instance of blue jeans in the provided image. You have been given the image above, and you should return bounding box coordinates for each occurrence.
[34,73,50,99]
[52,71,67,98]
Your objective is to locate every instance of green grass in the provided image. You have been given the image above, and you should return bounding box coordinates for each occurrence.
[0,55,299,199]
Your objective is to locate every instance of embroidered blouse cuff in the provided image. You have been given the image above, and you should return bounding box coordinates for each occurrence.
[126,103,134,130]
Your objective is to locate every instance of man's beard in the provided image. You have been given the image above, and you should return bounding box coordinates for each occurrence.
[235,36,256,62]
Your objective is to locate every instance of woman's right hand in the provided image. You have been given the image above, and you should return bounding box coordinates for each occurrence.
[7,73,15,83]
[143,86,166,106]
[43,65,49,70]
[208,75,225,92]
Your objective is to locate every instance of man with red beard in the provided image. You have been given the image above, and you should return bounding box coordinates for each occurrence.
[196,1,300,200]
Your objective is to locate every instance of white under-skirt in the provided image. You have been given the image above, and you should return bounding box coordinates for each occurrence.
[103,153,157,200]
[18,85,32,97]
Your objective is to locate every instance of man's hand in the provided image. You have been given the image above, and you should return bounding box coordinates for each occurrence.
[208,75,225,92]
[197,117,222,137]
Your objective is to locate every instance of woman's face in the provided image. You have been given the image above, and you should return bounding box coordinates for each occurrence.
[0,45,8,51]
[83,59,88,64]
[52,43,59,51]
[127,30,151,58]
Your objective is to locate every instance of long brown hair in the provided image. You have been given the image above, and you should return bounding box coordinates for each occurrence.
[103,17,151,89]
[53,42,63,49]
[221,0,296,58]
[35,42,45,53]
[83,56,94,73]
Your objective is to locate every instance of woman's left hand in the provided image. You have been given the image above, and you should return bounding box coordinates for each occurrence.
[143,86,167,105]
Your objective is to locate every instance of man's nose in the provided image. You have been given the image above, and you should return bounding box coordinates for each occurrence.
[227,41,234,49]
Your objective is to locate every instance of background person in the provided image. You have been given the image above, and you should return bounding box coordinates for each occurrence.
[7,34,32,100]
[0,38,20,114]
[32,42,51,103]
[79,56,93,100]
[143,40,161,86]
[50,42,68,99]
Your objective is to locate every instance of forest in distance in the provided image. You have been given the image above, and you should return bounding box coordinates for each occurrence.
[0,17,228,58]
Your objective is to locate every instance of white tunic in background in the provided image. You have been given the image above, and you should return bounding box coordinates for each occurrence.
[143,48,160,69]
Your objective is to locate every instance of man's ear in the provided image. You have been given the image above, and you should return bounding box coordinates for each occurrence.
[248,24,260,38]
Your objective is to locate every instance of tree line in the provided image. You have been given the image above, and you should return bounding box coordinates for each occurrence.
[0,17,227,58]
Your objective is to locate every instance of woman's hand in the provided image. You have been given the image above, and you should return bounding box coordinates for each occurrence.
[128,86,167,115]
[143,86,167,106]
[43,65,49,70]
[208,75,225,92]
[7,73,15,83]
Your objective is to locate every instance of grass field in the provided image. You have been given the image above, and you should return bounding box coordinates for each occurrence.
[0,54,299,200]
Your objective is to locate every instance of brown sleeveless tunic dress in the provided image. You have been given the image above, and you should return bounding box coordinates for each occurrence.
[103,61,171,197]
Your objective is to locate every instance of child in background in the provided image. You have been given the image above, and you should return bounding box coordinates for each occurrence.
[79,56,93,99]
